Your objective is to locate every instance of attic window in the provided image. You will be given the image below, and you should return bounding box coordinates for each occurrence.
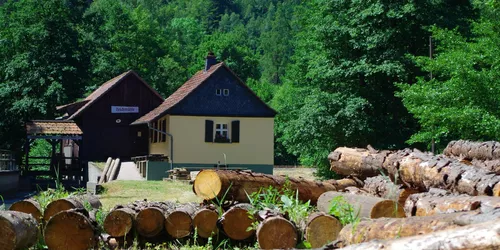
[216,89,222,96]
[223,89,229,96]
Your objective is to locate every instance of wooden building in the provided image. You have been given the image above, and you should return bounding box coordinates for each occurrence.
[132,53,277,179]
[57,71,164,161]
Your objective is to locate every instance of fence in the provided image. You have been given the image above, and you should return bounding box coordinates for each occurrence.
[0,150,17,171]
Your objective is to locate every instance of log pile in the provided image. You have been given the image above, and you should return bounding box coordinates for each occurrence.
[8,140,500,249]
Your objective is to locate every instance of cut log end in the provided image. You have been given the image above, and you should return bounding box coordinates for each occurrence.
[193,170,222,200]
[9,200,42,223]
[165,211,192,239]
[43,199,82,222]
[371,200,405,218]
[305,213,343,248]
[192,208,218,238]
[44,211,97,250]
[0,211,39,250]
[136,207,165,237]
[257,217,297,249]
[104,209,134,237]
[221,206,254,241]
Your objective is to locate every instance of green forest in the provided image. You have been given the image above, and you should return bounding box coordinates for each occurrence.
[1,0,499,178]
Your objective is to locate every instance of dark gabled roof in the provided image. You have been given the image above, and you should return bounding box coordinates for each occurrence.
[132,62,277,125]
[26,120,82,135]
[62,71,163,120]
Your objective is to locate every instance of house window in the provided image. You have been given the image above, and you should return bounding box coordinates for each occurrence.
[214,123,230,143]
[223,89,229,96]
[216,89,222,96]
[160,119,166,142]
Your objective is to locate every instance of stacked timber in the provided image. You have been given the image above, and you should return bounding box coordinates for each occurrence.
[168,168,191,180]
[9,199,43,223]
[444,140,500,174]
[328,147,500,196]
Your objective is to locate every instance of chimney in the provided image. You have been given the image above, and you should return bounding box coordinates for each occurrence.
[205,51,217,72]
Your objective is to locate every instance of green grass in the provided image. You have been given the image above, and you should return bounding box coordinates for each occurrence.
[100,180,201,210]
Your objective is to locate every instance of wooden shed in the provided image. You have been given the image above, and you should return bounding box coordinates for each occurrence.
[57,71,164,161]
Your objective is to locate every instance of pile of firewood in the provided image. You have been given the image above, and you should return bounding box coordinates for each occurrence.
[3,140,500,249]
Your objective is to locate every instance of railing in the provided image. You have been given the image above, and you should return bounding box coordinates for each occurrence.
[0,150,17,171]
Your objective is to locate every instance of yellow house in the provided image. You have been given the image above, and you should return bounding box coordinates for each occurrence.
[132,53,276,178]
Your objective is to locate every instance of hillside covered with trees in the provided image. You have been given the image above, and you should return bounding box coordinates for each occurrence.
[1,0,499,178]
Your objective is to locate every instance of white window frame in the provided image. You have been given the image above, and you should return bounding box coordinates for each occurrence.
[216,89,222,96]
[215,123,229,139]
[223,89,229,96]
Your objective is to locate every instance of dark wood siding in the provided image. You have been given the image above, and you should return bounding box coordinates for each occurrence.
[77,75,163,161]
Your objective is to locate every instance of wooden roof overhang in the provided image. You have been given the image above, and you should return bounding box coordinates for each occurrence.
[25,120,83,140]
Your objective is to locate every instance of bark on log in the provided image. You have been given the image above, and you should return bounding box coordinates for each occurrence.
[322,178,362,191]
[304,212,342,248]
[9,199,42,223]
[337,208,500,246]
[404,189,500,216]
[363,176,419,207]
[329,147,500,196]
[109,158,121,181]
[444,140,500,161]
[256,216,298,249]
[331,219,500,250]
[317,191,405,219]
[165,202,199,239]
[219,203,255,241]
[136,201,175,237]
[192,207,219,239]
[193,170,355,204]
[0,211,39,250]
[43,194,101,222]
[44,209,98,250]
[43,197,84,222]
[99,157,113,184]
[104,207,136,237]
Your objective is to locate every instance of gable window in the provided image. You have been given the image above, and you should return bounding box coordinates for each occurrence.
[223,89,229,96]
[215,123,229,143]
[216,89,222,96]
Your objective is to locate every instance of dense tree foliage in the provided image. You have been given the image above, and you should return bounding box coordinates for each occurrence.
[1,0,496,178]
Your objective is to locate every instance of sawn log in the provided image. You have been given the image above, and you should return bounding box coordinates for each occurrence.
[0,211,39,250]
[193,170,358,204]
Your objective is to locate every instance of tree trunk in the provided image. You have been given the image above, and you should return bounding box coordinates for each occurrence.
[363,176,419,207]
[43,195,101,222]
[323,178,362,191]
[219,203,255,241]
[104,207,136,237]
[443,140,500,161]
[43,197,84,222]
[99,157,113,184]
[192,206,219,239]
[317,191,405,219]
[9,199,42,223]
[328,147,390,178]
[136,201,175,238]
[193,170,355,204]
[303,212,343,248]
[0,211,39,250]
[331,219,500,250]
[44,209,98,250]
[165,202,199,239]
[256,216,298,249]
[109,158,121,181]
[337,208,500,246]
[329,147,500,196]
[404,190,500,216]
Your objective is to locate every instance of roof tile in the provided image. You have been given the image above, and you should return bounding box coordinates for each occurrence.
[26,120,83,135]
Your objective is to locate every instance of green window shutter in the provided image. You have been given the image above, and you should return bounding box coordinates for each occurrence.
[205,120,214,142]
[231,120,240,143]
